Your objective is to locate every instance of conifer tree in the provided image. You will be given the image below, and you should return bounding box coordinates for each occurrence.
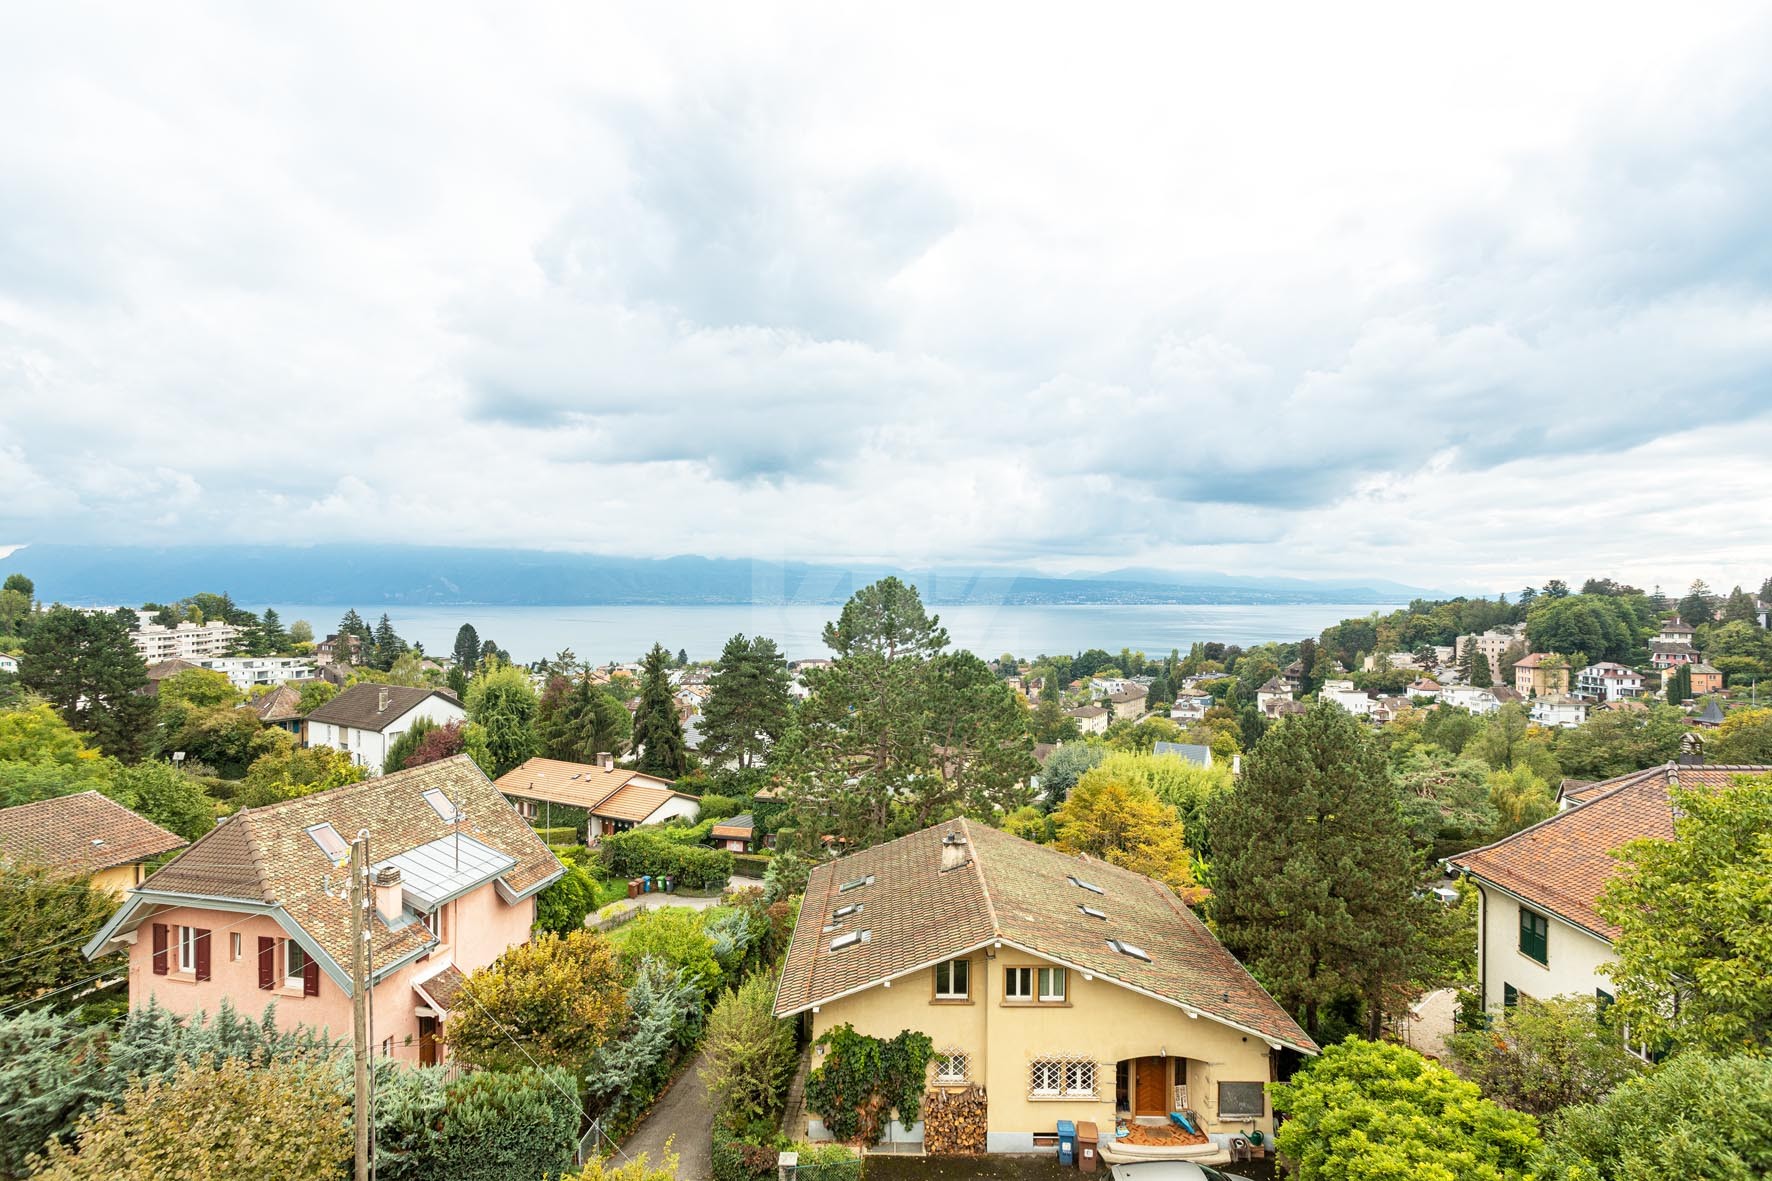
[631,644,688,778]
[19,606,153,761]
[453,623,481,672]
[699,634,792,770]
[1208,701,1435,1039]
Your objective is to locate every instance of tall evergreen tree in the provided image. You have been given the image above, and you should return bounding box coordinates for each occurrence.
[631,644,688,779]
[453,623,481,671]
[370,613,406,672]
[19,607,154,761]
[1666,662,1693,704]
[699,634,793,770]
[1208,701,1434,1040]
[1679,579,1715,627]
[1463,641,1493,687]
[257,608,288,653]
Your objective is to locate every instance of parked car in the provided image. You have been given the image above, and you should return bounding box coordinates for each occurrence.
[1110,1162,1255,1181]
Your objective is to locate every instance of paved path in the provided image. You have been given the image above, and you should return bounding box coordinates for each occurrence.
[619,1047,715,1180]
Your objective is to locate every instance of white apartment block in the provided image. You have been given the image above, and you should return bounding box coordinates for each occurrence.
[1575,662,1643,702]
[131,620,241,662]
[195,656,318,690]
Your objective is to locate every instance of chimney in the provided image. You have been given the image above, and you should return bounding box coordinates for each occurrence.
[374,866,404,925]
[940,831,970,873]
[598,751,614,771]
[377,688,391,714]
[1678,731,1705,766]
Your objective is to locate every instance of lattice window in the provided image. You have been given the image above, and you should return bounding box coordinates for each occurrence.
[934,1049,970,1084]
[1030,1056,1097,1098]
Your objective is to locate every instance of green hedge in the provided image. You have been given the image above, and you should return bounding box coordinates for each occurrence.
[712,1127,778,1181]
[535,826,579,846]
[599,829,734,889]
[428,1067,579,1181]
[732,853,772,879]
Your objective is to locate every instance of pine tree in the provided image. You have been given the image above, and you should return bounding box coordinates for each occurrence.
[631,644,689,778]
[371,613,406,672]
[19,607,153,761]
[1208,701,1433,1039]
[258,608,288,653]
[1666,663,1693,704]
[337,609,368,642]
[677,648,689,667]
[1679,579,1715,627]
[453,623,481,672]
[699,634,793,770]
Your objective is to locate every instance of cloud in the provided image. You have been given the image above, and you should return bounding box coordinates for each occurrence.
[2,3,1771,590]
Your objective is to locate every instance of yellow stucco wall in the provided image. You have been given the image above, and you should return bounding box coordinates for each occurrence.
[808,945,1279,1147]
[92,862,144,896]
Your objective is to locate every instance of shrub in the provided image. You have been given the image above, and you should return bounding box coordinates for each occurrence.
[760,848,809,903]
[1271,1037,1541,1181]
[1444,995,1645,1117]
[535,858,600,936]
[697,793,744,821]
[584,957,703,1129]
[446,930,625,1072]
[703,971,798,1131]
[617,909,722,996]
[599,829,733,889]
[434,1066,579,1181]
[560,1143,682,1181]
[732,852,772,878]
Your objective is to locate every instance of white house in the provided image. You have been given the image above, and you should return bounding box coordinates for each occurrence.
[130,619,242,662]
[1320,680,1376,717]
[1255,677,1293,714]
[0,653,17,674]
[1448,762,1768,1016]
[1169,690,1210,722]
[1575,662,1643,703]
[1067,704,1109,736]
[1528,694,1588,729]
[492,756,700,839]
[197,656,318,691]
[302,684,467,775]
[1439,685,1501,715]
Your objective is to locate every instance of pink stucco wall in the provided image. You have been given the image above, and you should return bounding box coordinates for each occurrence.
[128,885,536,1063]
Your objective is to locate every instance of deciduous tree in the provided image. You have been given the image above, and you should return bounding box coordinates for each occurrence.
[1052,770,1198,899]
[702,969,797,1130]
[1445,995,1644,1117]
[446,930,625,1073]
[464,660,540,777]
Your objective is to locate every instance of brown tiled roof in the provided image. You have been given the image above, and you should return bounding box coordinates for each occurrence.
[249,685,306,723]
[593,782,693,822]
[1449,764,1772,939]
[773,818,1316,1053]
[493,756,674,810]
[125,756,559,983]
[145,659,203,683]
[303,683,461,733]
[0,792,186,875]
[414,962,467,1012]
[711,813,755,839]
[1108,686,1148,703]
[1068,705,1107,719]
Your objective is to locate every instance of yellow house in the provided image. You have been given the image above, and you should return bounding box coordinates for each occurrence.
[1512,652,1571,699]
[774,819,1316,1157]
[0,791,187,895]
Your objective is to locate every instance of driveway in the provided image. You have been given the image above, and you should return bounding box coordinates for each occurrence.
[618,1046,714,1180]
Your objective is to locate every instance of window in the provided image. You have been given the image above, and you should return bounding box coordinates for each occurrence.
[1596,988,1615,1016]
[838,874,874,893]
[1503,982,1520,1008]
[1518,907,1549,965]
[934,958,970,1000]
[422,788,459,822]
[1218,1081,1265,1120]
[935,1051,970,1083]
[1031,1058,1096,1098]
[423,909,442,940]
[1078,904,1107,920]
[830,930,869,951]
[176,926,198,973]
[1038,967,1067,1002]
[231,933,242,961]
[285,941,309,990]
[1067,875,1105,895]
[1005,967,1033,1001]
[306,822,348,860]
[832,903,863,920]
[1107,938,1152,963]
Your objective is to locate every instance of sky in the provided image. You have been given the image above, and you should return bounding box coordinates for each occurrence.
[3,3,1771,593]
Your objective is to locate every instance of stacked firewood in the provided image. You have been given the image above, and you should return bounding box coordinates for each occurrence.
[922,1086,988,1154]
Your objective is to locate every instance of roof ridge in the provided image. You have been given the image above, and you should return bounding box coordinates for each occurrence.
[958,817,1001,937]
[1450,764,1669,863]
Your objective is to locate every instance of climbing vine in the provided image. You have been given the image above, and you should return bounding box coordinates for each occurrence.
[803,1025,934,1145]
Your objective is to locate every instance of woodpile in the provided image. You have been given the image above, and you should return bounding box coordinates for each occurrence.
[922,1086,988,1154]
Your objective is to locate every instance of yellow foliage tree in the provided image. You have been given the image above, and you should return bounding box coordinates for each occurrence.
[446,929,627,1073]
[1052,770,1201,901]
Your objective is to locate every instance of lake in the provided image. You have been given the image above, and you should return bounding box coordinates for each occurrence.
[247,602,1399,665]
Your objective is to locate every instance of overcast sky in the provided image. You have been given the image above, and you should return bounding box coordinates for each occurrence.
[3,3,1770,592]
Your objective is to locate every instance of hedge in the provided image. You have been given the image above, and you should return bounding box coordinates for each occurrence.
[535,826,580,846]
[599,829,734,889]
[732,853,772,879]
[712,1126,777,1181]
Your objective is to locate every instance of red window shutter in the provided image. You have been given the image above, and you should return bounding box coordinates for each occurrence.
[151,923,169,976]
[258,937,276,990]
[302,955,320,997]
[193,929,212,981]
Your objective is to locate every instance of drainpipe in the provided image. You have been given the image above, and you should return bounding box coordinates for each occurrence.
[1472,880,1488,1016]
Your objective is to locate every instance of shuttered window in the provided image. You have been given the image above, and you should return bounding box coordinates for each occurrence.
[258,937,277,990]
[193,929,211,982]
[1518,907,1550,965]
[152,924,169,975]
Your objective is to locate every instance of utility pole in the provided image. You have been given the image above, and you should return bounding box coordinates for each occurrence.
[350,834,371,1181]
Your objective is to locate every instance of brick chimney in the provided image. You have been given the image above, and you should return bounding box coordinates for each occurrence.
[375,866,404,925]
[598,751,614,771]
[940,830,970,873]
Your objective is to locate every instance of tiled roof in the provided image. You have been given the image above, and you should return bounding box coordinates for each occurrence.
[1688,662,1722,675]
[1449,763,1772,939]
[249,685,306,723]
[145,659,203,682]
[1651,642,1699,657]
[414,962,467,1012]
[493,756,673,810]
[712,813,755,838]
[124,756,559,984]
[592,781,693,822]
[303,683,461,733]
[0,792,186,875]
[773,818,1316,1053]
[1068,705,1107,719]
[1513,652,1553,669]
[1108,686,1148,703]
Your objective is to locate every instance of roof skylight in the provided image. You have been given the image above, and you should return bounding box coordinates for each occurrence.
[830,929,872,951]
[421,788,460,823]
[306,822,348,860]
[1078,904,1107,920]
[838,874,875,893]
[833,903,863,919]
[1107,938,1152,963]
[1068,875,1105,895]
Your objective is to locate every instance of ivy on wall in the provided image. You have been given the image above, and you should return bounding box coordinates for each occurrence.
[804,1024,934,1145]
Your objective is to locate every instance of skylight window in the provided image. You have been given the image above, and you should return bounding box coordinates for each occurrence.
[306,823,348,860]
[1107,938,1152,963]
[830,929,872,951]
[838,874,875,893]
[1078,904,1107,920]
[833,903,863,919]
[1068,875,1105,895]
[421,789,460,823]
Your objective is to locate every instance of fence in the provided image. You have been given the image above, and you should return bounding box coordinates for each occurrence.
[780,1152,864,1181]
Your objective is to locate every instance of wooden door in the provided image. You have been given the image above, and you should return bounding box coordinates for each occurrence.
[1135,1057,1167,1116]
[418,1016,440,1067]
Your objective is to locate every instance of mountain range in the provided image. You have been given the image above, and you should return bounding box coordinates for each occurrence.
[0,545,1448,608]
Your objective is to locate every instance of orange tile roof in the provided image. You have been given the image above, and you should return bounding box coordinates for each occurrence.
[1449,763,1772,939]
[773,818,1315,1053]
[493,756,674,811]
[592,781,693,822]
[0,792,186,875]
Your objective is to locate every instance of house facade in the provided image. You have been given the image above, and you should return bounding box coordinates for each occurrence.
[1106,685,1149,721]
[1457,626,1524,681]
[493,755,700,839]
[1067,705,1109,735]
[1439,685,1500,714]
[1575,662,1642,702]
[303,684,467,774]
[85,756,560,1065]
[1528,695,1588,729]
[0,792,187,894]
[130,620,242,662]
[1686,662,1724,696]
[196,656,318,690]
[1448,762,1769,1015]
[1512,653,1570,698]
[775,821,1314,1155]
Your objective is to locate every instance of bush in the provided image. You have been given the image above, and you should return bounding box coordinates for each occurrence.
[534,826,580,846]
[535,858,600,936]
[599,829,733,889]
[732,852,772,879]
[712,1126,776,1181]
[1444,995,1645,1116]
[697,793,744,821]
[703,971,798,1131]
[434,1067,580,1181]
[584,957,704,1131]
[617,909,723,996]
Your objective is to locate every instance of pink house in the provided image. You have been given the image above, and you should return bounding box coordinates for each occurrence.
[84,755,561,1066]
